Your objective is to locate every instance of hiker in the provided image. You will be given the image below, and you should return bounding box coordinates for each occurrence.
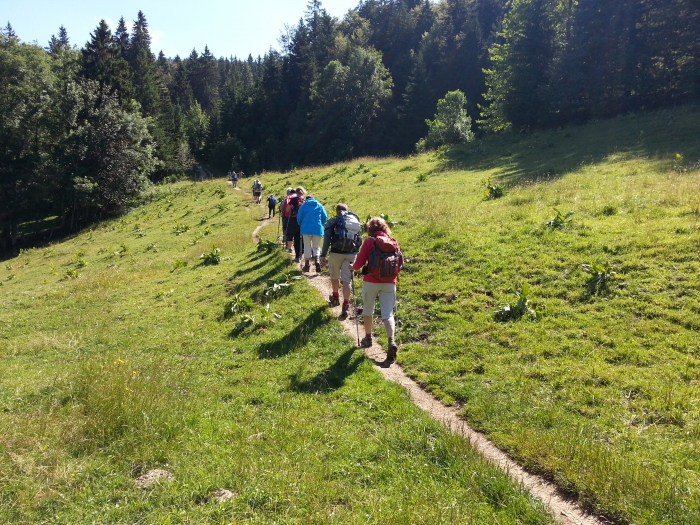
[231,171,238,188]
[252,179,263,204]
[267,194,278,219]
[280,188,294,251]
[282,187,305,262]
[352,217,404,361]
[320,203,362,319]
[297,192,327,273]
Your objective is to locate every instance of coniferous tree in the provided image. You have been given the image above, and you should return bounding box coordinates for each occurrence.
[115,17,130,60]
[81,20,134,102]
[2,22,17,39]
[481,0,557,131]
[170,55,194,110]
[188,46,220,114]
[129,11,152,62]
[47,25,70,54]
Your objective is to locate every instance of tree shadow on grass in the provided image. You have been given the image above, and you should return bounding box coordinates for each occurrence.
[227,253,296,293]
[439,106,700,186]
[257,306,331,359]
[227,251,277,280]
[288,348,364,394]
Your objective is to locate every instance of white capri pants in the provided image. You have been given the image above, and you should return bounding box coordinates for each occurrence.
[361,281,396,320]
[302,234,322,259]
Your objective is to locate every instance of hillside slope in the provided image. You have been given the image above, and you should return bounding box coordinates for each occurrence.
[254,105,700,524]
[1,104,698,525]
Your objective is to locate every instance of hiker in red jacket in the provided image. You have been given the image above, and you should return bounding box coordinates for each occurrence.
[352,217,403,361]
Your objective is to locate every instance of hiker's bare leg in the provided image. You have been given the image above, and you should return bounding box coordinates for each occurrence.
[363,315,372,337]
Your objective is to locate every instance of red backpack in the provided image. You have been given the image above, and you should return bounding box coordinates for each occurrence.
[282,195,304,218]
[367,236,404,281]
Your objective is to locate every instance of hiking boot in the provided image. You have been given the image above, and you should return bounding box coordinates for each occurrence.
[302,261,310,272]
[360,335,373,348]
[314,259,322,272]
[386,343,398,362]
[328,295,340,307]
[338,302,349,320]
[294,256,300,263]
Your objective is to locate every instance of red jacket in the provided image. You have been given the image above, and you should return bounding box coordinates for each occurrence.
[352,231,398,284]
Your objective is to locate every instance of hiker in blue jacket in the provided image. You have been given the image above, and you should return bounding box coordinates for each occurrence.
[296,191,327,272]
[266,194,278,218]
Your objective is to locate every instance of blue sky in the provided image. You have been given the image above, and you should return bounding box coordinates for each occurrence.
[3,0,361,58]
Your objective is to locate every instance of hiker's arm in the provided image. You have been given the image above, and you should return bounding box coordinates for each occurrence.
[352,239,372,271]
[320,219,334,258]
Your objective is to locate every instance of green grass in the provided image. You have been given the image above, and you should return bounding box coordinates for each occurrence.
[0,183,553,523]
[253,105,700,524]
[3,104,700,524]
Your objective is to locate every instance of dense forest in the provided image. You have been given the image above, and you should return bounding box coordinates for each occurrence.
[2,0,699,248]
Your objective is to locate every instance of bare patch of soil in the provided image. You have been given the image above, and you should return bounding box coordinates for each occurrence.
[210,488,237,503]
[134,469,174,489]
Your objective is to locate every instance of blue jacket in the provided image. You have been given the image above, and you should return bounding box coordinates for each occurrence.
[297,197,328,236]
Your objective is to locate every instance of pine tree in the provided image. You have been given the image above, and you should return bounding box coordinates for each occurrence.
[171,55,194,110]
[129,11,152,64]
[48,25,70,54]
[481,0,557,131]
[190,45,220,113]
[81,20,134,102]
[2,22,17,39]
[115,17,130,60]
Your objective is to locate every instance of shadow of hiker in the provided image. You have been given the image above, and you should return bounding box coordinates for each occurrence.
[257,306,331,359]
[288,348,364,394]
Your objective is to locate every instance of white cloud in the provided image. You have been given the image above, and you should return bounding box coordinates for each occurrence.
[150,29,165,51]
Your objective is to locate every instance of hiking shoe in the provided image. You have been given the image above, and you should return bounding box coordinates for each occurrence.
[302,261,310,272]
[315,260,322,273]
[338,303,350,320]
[294,256,300,263]
[328,295,340,307]
[386,343,398,362]
[360,335,373,348]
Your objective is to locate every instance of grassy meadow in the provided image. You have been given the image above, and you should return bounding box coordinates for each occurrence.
[253,105,700,525]
[0,183,554,523]
[1,104,699,525]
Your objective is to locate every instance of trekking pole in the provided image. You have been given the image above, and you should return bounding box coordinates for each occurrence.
[394,288,399,348]
[277,214,281,247]
[351,273,360,345]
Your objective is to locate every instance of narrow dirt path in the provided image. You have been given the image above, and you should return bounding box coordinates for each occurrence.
[226,180,242,192]
[250,222,607,525]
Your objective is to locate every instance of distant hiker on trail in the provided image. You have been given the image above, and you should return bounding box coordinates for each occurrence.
[267,194,278,219]
[297,192,327,273]
[321,203,362,319]
[252,179,263,204]
[231,171,238,188]
[282,187,305,262]
[352,217,404,362]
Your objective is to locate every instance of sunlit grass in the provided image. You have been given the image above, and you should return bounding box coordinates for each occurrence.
[253,105,700,524]
[0,181,554,523]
